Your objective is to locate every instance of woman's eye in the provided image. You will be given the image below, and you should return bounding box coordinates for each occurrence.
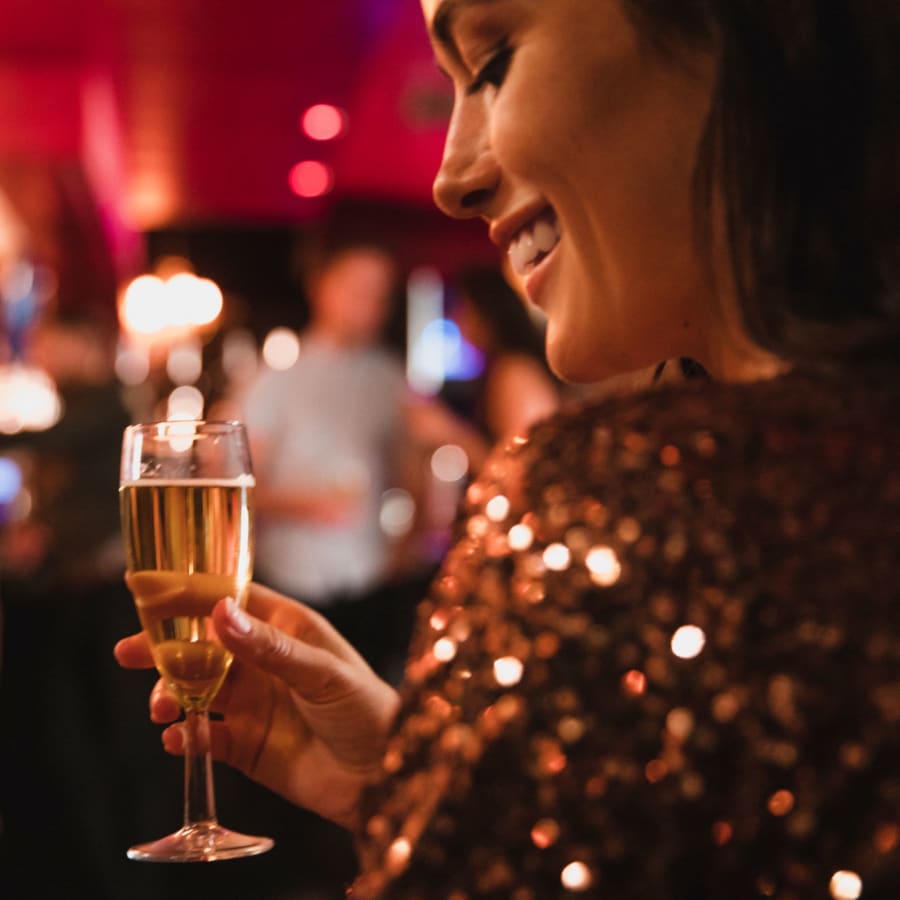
[466,43,513,96]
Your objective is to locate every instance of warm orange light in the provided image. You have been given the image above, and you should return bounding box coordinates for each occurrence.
[301,104,345,141]
[671,625,706,659]
[493,656,524,687]
[0,364,63,434]
[121,274,167,335]
[120,272,224,340]
[585,545,622,586]
[560,861,594,892]
[622,669,647,697]
[508,523,534,551]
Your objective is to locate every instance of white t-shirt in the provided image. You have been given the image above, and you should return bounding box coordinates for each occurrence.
[243,336,407,604]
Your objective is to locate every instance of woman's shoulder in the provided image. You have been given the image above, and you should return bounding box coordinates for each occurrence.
[455,361,899,595]
[355,365,899,899]
[504,363,899,492]
[357,364,900,897]
[543,362,897,439]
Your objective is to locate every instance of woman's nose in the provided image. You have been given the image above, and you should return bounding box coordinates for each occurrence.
[432,102,500,219]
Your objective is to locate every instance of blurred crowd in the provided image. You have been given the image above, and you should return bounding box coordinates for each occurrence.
[0,233,564,899]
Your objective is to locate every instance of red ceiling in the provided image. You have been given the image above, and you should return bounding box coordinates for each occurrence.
[0,0,488,303]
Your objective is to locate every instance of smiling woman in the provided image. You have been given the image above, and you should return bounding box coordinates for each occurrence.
[114,1,900,897]
[427,0,729,383]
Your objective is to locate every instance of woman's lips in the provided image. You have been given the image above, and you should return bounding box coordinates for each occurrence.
[507,208,561,277]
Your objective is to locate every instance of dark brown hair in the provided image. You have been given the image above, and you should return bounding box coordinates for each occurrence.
[454,265,547,358]
[627,0,900,360]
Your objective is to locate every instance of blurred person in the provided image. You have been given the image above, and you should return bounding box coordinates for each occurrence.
[225,235,491,899]
[241,236,489,670]
[8,312,129,584]
[0,310,160,899]
[228,237,429,898]
[242,238,425,680]
[450,263,561,444]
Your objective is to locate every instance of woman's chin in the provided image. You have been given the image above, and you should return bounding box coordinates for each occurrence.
[545,328,616,385]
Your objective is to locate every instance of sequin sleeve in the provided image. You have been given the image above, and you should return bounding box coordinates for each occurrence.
[351,367,900,899]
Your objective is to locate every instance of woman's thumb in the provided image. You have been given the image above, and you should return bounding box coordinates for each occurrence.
[212,596,351,702]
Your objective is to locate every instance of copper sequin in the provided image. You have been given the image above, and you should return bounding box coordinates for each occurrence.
[350,366,900,899]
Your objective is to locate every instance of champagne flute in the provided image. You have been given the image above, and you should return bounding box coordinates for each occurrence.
[119,420,274,862]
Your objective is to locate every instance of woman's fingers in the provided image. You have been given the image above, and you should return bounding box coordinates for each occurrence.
[114,582,365,671]
[213,595,367,704]
[114,633,181,720]
[162,720,233,762]
[150,678,182,723]
[244,582,371,668]
[113,632,155,668]
[117,579,399,800]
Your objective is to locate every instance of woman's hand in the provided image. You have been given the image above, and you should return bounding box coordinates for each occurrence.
[114,583,401,830]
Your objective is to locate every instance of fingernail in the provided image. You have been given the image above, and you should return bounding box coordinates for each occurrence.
[225,595,252,635]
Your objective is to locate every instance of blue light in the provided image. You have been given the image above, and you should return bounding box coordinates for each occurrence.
[0,457,22,504]
[421,318,485,381]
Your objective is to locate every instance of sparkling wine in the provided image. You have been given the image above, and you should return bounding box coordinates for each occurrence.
[120,478,254,709]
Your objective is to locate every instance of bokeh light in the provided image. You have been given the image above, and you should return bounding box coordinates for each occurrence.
[829,871,863,900]
[493,656,524,687]
[385,837,412,874]
[262,327,301,370]
[485,494,510,522]
[121,274,167,335]
[0,456,22,503]
[165,273,222,328]
[115,342,151,386]
[288,160,333,198]
[0,364,62,433]
[431,444,468,483]
[585,545,622,586]
[508,523,534,551]
[671,625,707,659]
[560,861,594,891]
[531,819,560,849]
[543,542,572,571]
[166,340,203,385]
[380,488,416,538]
[159,419,198,454]
[222,328,259,385]
[167,385,205,421]
[120,271,223,338]
[433,637,457,663]
[301,103,346,141]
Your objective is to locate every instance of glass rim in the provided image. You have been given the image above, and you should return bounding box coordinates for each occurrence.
[124,419,247,434]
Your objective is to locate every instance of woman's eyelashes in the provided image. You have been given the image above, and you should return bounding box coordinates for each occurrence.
[466,42,514,95]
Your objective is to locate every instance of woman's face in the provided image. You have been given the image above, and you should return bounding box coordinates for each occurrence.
[421,0,719,382]
[313,249,396,347]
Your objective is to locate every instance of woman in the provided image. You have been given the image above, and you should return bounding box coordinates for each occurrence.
[117,1,899,896]
[450,264,560,444]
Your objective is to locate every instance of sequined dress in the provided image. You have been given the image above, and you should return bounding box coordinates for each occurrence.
[351,364,900,899]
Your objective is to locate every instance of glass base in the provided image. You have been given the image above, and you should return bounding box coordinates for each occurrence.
[127,823,274,862]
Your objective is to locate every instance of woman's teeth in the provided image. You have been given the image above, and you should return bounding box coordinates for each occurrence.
[508,213,561,277]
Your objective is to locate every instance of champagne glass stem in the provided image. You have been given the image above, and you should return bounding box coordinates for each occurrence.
[183,707,218,830]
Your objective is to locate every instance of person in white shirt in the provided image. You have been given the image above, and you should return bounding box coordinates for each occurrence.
[242,238,416,678]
